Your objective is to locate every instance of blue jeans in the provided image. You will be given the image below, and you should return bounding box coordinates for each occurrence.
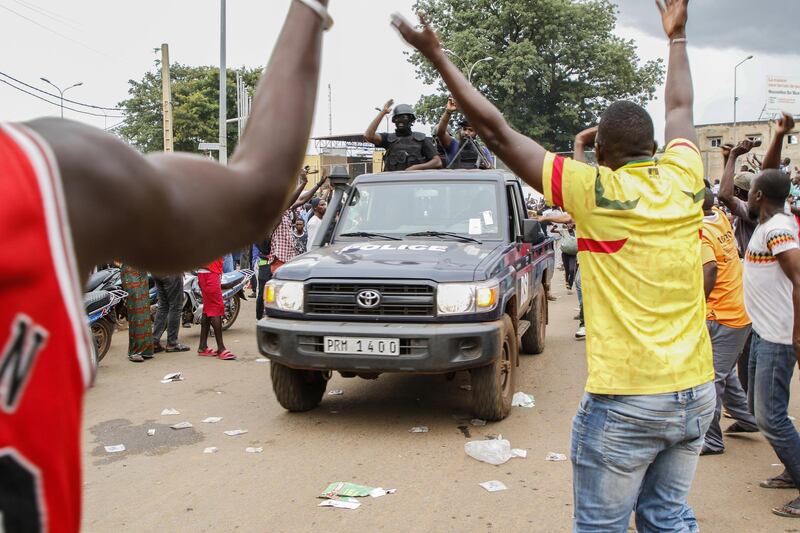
[571,382,715,532]
[748,332,800,485]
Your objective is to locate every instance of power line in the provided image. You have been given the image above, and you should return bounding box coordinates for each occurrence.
[0,3,111,59]
[0,72,123,111]
[10,0,81,32]
[0,78,125,118]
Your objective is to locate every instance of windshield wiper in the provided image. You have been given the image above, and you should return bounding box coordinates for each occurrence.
[405,231,483,244]
[339,231,401,241]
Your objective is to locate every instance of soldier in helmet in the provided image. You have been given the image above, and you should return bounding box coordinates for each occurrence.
[436,97,493,169]
[364,99,442,171]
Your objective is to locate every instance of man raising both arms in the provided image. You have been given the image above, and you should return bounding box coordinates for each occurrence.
[0,1,330,531]
[395,0,714,530]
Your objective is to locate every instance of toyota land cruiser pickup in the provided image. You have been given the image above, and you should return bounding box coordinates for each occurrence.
[258,168,555,420]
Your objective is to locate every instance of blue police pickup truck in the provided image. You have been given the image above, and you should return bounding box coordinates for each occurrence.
[258,167,555,420]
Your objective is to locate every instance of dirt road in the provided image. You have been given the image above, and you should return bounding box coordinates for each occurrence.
[82,288,798,532]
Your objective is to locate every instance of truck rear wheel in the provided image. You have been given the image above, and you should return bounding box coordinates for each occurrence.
[270,362,327,412]
[521,281,547,354]
[470,315,517,421]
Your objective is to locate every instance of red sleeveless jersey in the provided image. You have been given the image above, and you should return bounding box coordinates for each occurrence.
[0,123,94,532]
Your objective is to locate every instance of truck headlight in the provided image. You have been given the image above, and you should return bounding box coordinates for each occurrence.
[437,281,499,315]
[265,280,304,312]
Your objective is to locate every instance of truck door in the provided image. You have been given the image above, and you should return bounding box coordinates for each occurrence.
[506,184,533,318]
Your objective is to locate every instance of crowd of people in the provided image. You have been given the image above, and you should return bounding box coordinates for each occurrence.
[4,0,800,530]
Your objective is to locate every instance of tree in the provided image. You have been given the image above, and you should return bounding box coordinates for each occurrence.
[117,64,262,156]
[409,0,664,152]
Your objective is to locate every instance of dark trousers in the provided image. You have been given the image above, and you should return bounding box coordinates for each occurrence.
[153,275,183,345]
[256,264,272,320]
[562,253,577,289]
[737,331,753,393]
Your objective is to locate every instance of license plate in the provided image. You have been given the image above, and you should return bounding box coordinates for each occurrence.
[323,336,400,356]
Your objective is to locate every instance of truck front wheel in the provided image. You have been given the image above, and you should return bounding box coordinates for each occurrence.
[270,362,328,412]
[521,280,547,354]
[470,315,517,421]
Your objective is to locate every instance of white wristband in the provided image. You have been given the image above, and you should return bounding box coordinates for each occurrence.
[295,0,333,31]
[670,37,687,45]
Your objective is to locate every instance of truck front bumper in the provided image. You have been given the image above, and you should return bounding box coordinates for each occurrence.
[257,317,503,373]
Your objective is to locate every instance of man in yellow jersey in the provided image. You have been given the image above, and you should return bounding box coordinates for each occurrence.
[393,0,714,530]
[699,181,758,456]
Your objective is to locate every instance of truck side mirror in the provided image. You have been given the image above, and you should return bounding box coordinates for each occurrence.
[522,219,545,245]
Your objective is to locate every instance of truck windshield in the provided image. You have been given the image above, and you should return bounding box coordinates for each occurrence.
[335,181,502,240]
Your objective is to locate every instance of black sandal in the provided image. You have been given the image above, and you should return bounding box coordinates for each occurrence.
[153,343,165,353]
[166,343,190,353]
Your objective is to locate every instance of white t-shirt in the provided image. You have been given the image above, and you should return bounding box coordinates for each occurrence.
[743,213,799,345]
[306,215,322,245]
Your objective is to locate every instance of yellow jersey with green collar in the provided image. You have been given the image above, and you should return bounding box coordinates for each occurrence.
[542,139,713,394]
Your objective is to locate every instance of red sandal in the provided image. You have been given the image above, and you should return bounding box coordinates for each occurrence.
[217,349,237,361]
[197,347,217,357]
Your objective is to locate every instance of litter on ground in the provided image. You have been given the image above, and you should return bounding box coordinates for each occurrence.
[479,480,508,492]
[255,358,269,363]
[320,482,375,499]
[471,419,487,427]
[245,447,264,453]
[318,499,360,510]
[160,408,180,416]
[224,429,248,436]
[545,452,568,462]
[147,429,156,436]
[409,426,429,433]
[369,488,397,498]
[328,390,344,395]
[202,417,223,423]
[464,437,526,465]
[161,372,184,383]
[511,392,535,408]
[512,448,527,458]
[203,447,219,454]
[104,445,125,453]
[170,421,194,430]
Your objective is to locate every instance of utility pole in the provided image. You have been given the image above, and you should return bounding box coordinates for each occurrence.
[327,83,332,136]
[161,43,174,153]
[219,0,227,164]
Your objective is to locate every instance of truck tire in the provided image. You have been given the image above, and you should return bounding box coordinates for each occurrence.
[521,281,547,355]
[270,362,327,412]
[470,315,517,421]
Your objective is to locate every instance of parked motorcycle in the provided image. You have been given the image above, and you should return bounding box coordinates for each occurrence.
[84,289,127,363]
[181,269,254,331]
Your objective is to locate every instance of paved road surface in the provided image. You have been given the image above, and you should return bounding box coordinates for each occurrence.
[82,286,799,532]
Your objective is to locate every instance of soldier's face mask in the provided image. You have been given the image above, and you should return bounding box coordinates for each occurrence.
[393,114,414,134]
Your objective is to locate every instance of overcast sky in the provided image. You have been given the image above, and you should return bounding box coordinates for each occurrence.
[1,0,795,148]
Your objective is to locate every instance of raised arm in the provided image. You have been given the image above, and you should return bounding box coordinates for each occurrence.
[392,14,547,192]
[436,97,457,150]
[573,126,598,164]
[718,139,754,210]
[364,99,393,145]
[30,0,329,276]
[293,173,329,208]
[763,112,795,170]
[657,0,697,147]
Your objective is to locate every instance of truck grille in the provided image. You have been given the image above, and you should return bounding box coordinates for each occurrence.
[305,282,435,317]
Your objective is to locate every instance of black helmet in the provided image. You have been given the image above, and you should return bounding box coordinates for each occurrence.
[392,104,416,121]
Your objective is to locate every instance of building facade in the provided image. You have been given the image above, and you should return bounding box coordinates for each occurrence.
[695,120,800,181]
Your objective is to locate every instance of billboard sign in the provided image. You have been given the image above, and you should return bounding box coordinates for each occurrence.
[767,76,800,116]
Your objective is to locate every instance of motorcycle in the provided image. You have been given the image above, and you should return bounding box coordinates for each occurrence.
[181,269,254,331]
[84,289,127,363]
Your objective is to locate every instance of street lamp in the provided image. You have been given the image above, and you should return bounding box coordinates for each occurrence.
[40,77,83,119]
[443,49,494,84]
[468,57,494,84]
[733,55,754,142]
[374,107,390,133]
